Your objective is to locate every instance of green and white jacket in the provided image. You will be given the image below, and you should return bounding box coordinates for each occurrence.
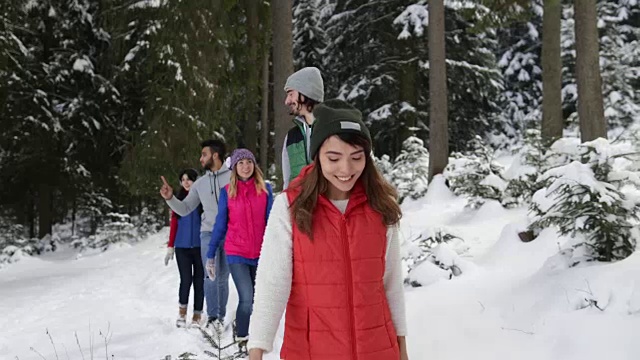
[281,115,313,189]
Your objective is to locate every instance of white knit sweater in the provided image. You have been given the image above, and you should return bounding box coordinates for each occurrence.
[247,193,407,353]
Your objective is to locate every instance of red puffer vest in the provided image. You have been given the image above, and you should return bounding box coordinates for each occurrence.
[281,167,399,360]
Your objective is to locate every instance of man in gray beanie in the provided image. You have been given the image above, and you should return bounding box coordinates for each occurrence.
[281,66,324,189]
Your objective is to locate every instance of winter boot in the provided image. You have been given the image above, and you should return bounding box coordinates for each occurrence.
[206,317,224,334]
[191,312,203,328]
[236,336,249,355]
[236,336,249,356]
[176,306,187,328]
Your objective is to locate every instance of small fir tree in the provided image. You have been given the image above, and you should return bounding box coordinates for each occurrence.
[373,153,394,184]
[391,136,429,203]
[502,129,547,207]
[444,136,507,208]
[529,139,640,263]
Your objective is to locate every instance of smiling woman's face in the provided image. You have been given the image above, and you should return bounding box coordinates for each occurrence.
[181,174,193,191]
[318,135,366,200]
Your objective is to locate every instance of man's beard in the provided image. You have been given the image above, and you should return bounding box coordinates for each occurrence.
[288,102,301,116]
[202,158,213,171]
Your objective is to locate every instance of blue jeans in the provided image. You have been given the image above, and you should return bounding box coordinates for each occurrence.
[200,231,229,320]
[229,263,257,338]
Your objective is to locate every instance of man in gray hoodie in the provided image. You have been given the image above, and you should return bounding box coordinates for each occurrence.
[160,139,231,330]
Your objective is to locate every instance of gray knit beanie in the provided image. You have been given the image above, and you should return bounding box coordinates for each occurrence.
[284,67,324,103]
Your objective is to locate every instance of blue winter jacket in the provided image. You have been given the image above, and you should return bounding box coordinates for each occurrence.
[173,210,201,248]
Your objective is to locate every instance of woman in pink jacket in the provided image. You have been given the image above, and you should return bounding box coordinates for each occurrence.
[206,148,273,346]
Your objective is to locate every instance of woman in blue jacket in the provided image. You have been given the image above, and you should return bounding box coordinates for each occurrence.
[165,168,204,328]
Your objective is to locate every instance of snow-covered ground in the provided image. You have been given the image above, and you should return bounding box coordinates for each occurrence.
[2,180,640,359]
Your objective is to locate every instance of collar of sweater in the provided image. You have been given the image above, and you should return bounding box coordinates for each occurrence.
[293,114,314,127]
[206,166,230,176]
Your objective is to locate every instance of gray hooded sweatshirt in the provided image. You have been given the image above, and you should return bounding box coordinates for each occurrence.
[166,166,232,233]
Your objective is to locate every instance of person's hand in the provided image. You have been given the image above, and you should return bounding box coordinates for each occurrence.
[206,258,216,279]
[160,176,173,200]
[401,348,409,360]
[164,248,175,266]
[248,348,263,360]
[398,336,409,360]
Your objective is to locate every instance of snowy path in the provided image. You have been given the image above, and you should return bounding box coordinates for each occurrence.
[3,188,640,359]
[0,230,276,360]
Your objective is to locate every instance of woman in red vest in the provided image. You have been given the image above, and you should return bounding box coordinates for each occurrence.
[248,99,408,360]
[206,148,274,348]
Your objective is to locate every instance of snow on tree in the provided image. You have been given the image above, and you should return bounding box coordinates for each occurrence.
[406,228,475,287]
[391,136,430,203]
[0,0,126,238]
[490,2,543,148]
[293,0,328,72]
[324,0,502,158]
[502,129,547,207]
[0,218,55,267]
[444,136,507,209]
[72,213,138,252]
[530,138,640,264]
[373,153,394,184]
[561,0,640,131]
[597,0,640,129]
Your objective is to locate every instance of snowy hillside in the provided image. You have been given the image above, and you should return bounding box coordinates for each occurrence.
[2,179,640,359]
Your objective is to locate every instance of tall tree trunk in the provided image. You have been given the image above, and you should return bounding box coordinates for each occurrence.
[38,182,52,239]
[541,0,563,145]
[260,46,271,173]
[272,0,294,188]
[27,192,36,239]
[398,62,417,155]
[243,0,259,153]
[574,0,606,142]
[428,0,449,181]
[71,197,77,236]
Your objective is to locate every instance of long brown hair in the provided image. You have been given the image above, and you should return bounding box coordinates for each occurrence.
[228,163,267,198]
[290,133,402,237]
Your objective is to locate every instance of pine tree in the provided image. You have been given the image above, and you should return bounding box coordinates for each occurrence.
[530,138,640,263]
[325,1,502,158]
[293,0,327,71]
[502,129,547,207]
[444,136,507,209]
[373,153,394,184]
[597,0,640,129]
[391,136,429,203]
[561,0,640,131]
[0,0,124,238]
[118,0,244,197]
[491,3,543,148]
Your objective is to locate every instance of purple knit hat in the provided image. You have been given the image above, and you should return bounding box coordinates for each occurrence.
[229,148,257,170]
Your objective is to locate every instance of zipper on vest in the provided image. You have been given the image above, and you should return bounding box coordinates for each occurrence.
[341,215,358,360]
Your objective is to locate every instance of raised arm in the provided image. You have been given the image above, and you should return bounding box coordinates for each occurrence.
[165,181,202,216]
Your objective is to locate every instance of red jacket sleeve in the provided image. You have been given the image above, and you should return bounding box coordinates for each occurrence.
[168,211,178,248]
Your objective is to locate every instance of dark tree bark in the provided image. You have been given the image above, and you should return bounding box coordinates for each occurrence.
[574,0,607,141]
[541,0,563,144]
[428,0,449,181]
